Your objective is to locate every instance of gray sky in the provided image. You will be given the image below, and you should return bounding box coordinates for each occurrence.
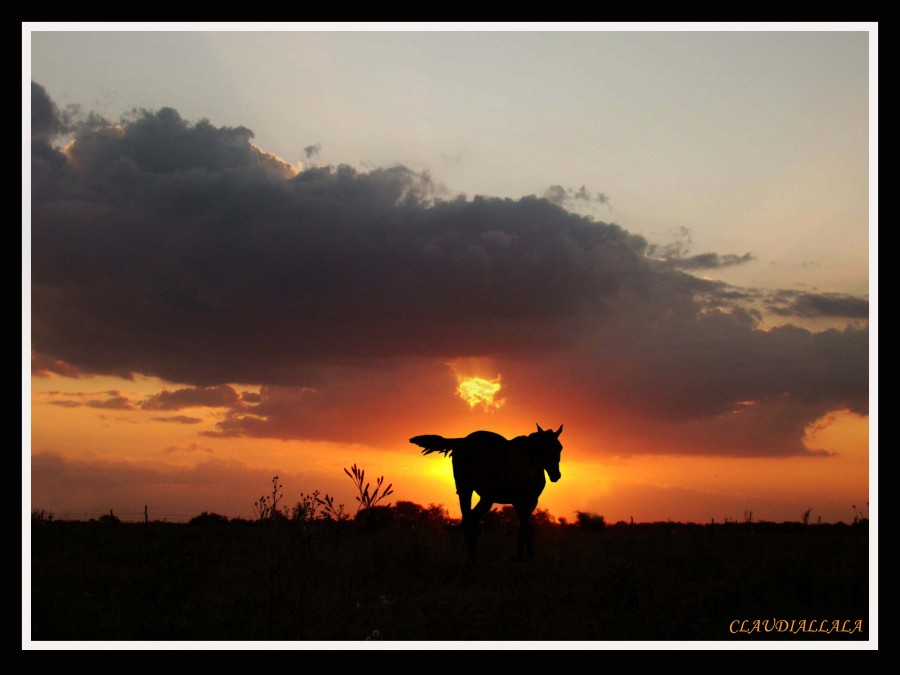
[28,26,871,297]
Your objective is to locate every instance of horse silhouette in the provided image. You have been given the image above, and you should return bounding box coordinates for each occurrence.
[410,424,563,559]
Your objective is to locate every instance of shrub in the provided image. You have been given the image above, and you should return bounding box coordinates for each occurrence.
[189,512,230,526]
[575,511,606,531]
[345,464,394,514]
[254,475,286,521]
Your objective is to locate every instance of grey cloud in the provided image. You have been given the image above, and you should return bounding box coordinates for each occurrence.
[45,390,135,410]
[30,82,85,172]
[765,291,869,319]
[47,400,83,408]
[33,98,649,385]
[544,185,566,204]
[30,88,868,457]
[86,396,134,410]
[84,106,293,177]
[304,143,321,159]
[153,415,204,425]
[32,353,87,379]
[544,184,610,207]
[663,252,755,270]
[32,82,62,142]
[644,226,753,270]
[142,385,240,411]
[201,362,455,445]
[646,226,692,261]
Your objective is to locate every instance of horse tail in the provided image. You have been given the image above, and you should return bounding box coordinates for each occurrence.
[410,434,460,457]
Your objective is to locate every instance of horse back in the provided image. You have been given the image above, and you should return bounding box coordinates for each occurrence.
[452,431,546,504]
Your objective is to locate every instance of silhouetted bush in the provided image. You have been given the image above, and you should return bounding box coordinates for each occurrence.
[98,511,121,526]
[189,512,230,526]
[32,509,54,524]
[354,504,395,529]
[576,511,606,530]
[254,475,285,521]
[345,463,393,513]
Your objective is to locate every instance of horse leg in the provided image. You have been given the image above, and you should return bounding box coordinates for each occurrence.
[457,487,476,559]
[514,501,538,559]
[463,496,493,561]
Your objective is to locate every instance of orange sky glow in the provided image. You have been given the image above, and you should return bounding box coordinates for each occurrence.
[27,34,872,531]
[30,369,868,525]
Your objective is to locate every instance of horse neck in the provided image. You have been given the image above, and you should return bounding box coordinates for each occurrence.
[511,434,544,457]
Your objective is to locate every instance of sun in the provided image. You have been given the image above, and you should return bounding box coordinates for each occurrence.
[456,374,505,412]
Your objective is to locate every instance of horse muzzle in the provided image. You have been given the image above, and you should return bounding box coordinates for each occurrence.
[548,470,561,483]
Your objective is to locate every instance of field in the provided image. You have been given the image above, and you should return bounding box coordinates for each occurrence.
[29,506,869,644]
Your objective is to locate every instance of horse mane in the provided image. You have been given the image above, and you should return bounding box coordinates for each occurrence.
[511,431,547,456]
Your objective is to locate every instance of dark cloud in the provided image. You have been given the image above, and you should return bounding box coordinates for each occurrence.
[153,415,204,425]
[644,227,753,270]
[304,143,321,159]
[142,385,240,411]
[86,396,133,410]
[663,252,755,270]
[43,390,135,410]
[32,98,647,384]
[32,82,62,142]
[31,81,82,172]
[765,291,869,319]
[544,184,610,207]
[30,87,868,457]
[31,353,90,379]
[646,226,692,260]
[201,361,457,445]
[47,400,83,408]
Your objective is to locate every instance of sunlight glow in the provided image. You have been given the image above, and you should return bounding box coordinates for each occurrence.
[456,375,505,412]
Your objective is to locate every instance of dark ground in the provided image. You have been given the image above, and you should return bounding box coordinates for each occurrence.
[30,515,870,643]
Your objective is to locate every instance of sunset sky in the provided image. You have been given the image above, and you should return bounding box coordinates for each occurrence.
[26,25,875,525]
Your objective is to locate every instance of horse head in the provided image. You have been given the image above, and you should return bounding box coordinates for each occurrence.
[534,423,563,483]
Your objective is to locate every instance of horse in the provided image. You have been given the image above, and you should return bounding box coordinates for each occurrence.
[410,424,563,560]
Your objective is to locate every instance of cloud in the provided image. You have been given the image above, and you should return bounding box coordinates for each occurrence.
[163,442,212,452]
[47,400,83,408]
[153,415,204,425]
[32,99,647,384]
[32,353,90,379]
[86,396,134,410]
[31,82,63,143]
[662,252,755,270]
[544,184,610,208]
[765,291,869,319]
[141,385,240,411]
[42,390,136,410]
[644,228,753,270]
[199,361,459,445]
[30,87,868,457]
[304,143,321,159]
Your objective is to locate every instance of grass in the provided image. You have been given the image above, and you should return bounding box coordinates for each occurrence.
[30,515,869,642]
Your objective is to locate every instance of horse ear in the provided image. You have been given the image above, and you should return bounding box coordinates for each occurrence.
[536,423,544,433]
[555,424,563,437]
